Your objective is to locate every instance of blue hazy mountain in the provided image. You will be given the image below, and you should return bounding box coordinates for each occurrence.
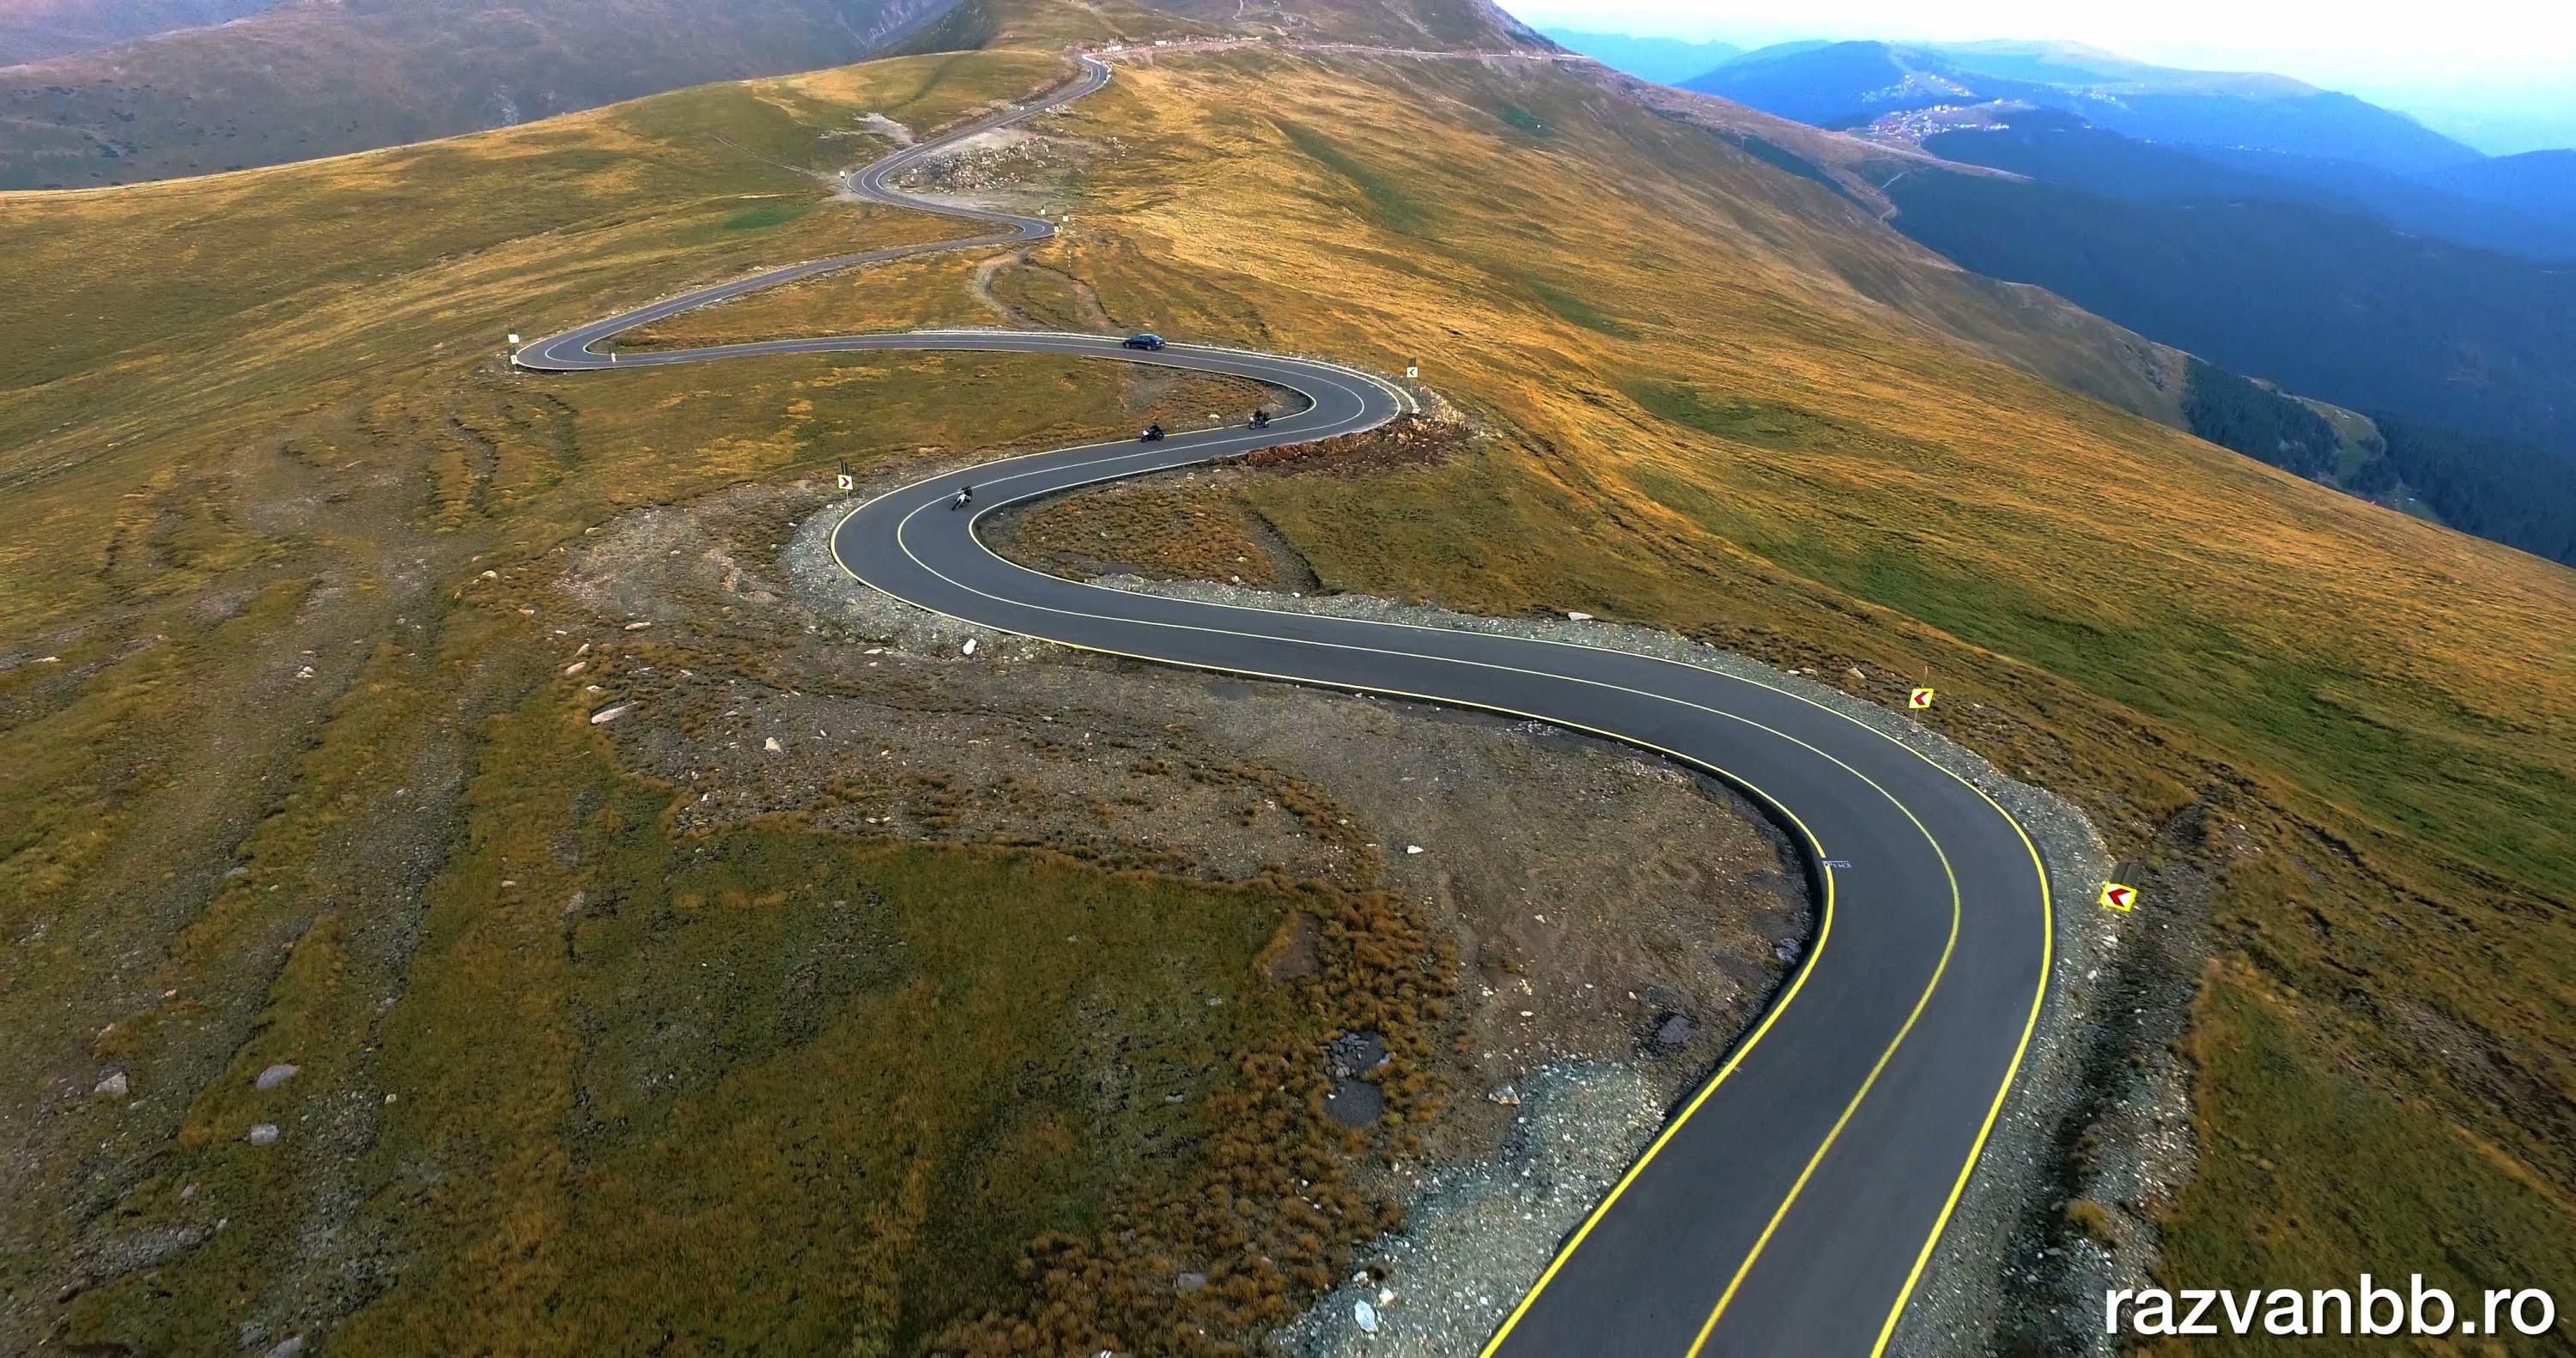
[1537,27,1740,85]
[2426,149,2576,222]
[1681,39,2482,174]
[1923,110,2576,261]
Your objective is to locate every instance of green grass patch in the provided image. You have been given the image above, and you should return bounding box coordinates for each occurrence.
[1624,379,1840,447]
[1492,101,1548,136]
[720,200,814,231]
[1273,118,1433,236]
[2162,974,2576,1356]
[1528,282,1640,339]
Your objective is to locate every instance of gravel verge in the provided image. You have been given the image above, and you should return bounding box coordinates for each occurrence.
[1077,577,2140,1357]
[781,484,2148,1355]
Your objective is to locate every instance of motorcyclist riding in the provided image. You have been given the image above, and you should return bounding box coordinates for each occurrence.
[951,484,973,510]
[1249,409,1271,428]
[1142,422,1166,442]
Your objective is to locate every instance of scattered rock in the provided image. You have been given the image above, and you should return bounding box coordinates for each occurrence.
[1354,1300,1379,1334]
[94,1071,129,1098]
[563,660,587,676]
[1327,1031,1390,1078]
[246,1123,280,1146]
[1566,611,1592,621]
[1488,1083,1521,1106]
[266,1337,306,1358]
[1176,1271,1208,1294]
[1405,844,1424,855]
[253,1063,299,1091]
[764,737,784,753]
[1846,667,1867,682]
[623,620,653,630]
[962,638,978,656]
[1775,940,1800,965]
[589,703,634,725]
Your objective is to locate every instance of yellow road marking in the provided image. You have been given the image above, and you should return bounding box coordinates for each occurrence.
[841,480,2009,1355]
[539,50,2057,1350]
[1869,800,2053,1355]
[1686,828,1960,1355]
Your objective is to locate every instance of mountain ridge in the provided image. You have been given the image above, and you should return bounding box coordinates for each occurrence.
[1681,38,2482,173]
[0,0,276,63]
[0,0,972,189]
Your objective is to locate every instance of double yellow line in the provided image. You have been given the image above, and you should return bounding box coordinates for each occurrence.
[831,442,2051,1355]
[540,41,2056,1353]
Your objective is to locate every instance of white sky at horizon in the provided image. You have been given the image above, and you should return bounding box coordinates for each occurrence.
[1499,0,2576,150]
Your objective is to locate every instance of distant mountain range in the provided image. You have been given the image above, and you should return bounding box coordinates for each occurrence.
[1680,39,2482,174]
[1560,32,2576,563]
[1534,27,1737,85]
[0,0,276,64]
[0,0,969,189]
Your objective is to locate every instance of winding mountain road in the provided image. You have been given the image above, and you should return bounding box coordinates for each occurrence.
[517,52,2055,1356]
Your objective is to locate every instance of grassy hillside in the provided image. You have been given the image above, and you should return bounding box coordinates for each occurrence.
[901,45,2575,1344]
[0,0,963,190]
[4,20,2573,1358]
[2,47,1391,1355]
[0,0,277,64]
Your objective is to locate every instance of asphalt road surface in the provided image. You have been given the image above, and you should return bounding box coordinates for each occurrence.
[519,52,2054,1356]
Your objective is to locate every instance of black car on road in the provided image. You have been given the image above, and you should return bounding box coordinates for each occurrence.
[1122,333,1165,350]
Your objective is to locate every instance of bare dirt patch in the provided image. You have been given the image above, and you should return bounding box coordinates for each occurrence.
[887,119,1102,215]
[549,475,1810,1343]
[561,477,1803,1088]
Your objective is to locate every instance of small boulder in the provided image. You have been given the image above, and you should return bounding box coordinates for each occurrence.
[1175,1271,1207,1294]
[253,1063,299,1091]
[267,1337,307,1358]
[246,1123,281,1146]
[589,703,634,725]
[94,1071,130,1099]
[1354,1299,1379,1334]
[1326,1031,1390,1078]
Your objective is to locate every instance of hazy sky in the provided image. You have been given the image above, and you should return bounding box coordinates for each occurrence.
[1504,0,2576,152]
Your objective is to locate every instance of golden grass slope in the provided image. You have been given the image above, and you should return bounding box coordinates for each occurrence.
[1059,51,2576,1337]
[674,40,2576,1335]
[4,48,1400,1354]
[3,21,2573,1355]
